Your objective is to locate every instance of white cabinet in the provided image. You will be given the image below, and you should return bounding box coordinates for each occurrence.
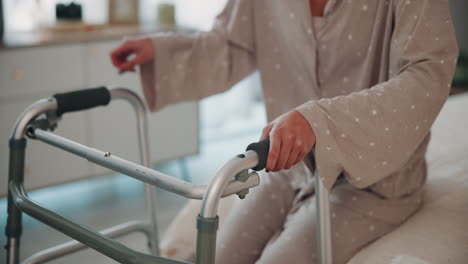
[147,103,199,163]
[0,44,85,98]
[0,45,91,197]
[0,40,199,197]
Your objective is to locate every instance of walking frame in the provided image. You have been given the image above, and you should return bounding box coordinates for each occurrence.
[4,86,332,264]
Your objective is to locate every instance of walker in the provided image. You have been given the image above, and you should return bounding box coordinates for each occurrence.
[4,87,332,264]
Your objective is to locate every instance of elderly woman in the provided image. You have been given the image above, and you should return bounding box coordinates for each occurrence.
[111,0,458,263]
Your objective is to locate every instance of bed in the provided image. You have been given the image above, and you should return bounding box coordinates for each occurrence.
[159,93,468,264]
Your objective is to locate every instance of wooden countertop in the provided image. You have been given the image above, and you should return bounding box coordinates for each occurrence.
[0,23,191,50]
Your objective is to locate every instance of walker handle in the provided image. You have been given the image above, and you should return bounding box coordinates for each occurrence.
[246,138,270,171]
[53,87,111,116]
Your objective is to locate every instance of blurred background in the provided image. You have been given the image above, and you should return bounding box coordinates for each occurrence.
[0,1,466,263]
[2,0,225,31]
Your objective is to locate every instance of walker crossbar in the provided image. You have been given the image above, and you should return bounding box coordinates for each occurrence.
[9,182,189,264]
[4,86,333,264]
[31,128,260,200]
[22,220,151,264]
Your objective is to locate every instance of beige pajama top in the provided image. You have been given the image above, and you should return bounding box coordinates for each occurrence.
[140,0,458,200]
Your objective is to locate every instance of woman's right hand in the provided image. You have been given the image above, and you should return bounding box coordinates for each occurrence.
[110,37,155,74]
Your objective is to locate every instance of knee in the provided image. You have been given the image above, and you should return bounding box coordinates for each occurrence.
[254,240,316,264]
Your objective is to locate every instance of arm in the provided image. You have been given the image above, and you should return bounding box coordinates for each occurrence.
[139,0,256,111]
[294,0,459,190]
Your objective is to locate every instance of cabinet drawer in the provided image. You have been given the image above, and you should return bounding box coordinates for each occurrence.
[0,44,85,99]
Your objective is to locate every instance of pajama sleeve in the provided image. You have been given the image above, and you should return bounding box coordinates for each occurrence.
[295,0,459,190]
[139,0,256,111]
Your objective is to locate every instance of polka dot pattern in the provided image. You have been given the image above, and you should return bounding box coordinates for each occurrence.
[141,1,459,261]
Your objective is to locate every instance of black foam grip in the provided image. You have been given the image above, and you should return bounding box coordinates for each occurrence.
[53,87,111,116]
[246,138,270,171]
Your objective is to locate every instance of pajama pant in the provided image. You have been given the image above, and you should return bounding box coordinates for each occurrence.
[216,161,423,264]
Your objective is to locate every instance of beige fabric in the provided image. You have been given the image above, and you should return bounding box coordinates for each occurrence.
[215,165,424,264]
[139,0,459,263]
[159,94,468,263]
[140,0,458,194]
[348,93,468,264]
[312,17,326,32]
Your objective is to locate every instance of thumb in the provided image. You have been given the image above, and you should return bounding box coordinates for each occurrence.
[119,49,150,72]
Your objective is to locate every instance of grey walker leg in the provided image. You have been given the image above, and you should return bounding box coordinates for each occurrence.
[196,215,219,264]
[123,85,161,255]
[315,170,333,264]
[5,138,27,264]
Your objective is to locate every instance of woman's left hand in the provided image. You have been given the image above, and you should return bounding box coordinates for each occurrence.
[260,110,316,172]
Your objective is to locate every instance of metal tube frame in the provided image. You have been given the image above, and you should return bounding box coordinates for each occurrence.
[4,87,262,264]
[315,171,333,264]
[195,151,259,264]
[7,98,58,264]
[8,182,189,264]
[22,221,150,264]
[4,86,333,264]
[195,153,334,264]
[110,87,161,256]
[32,129,260,200]
[10,87,163,264]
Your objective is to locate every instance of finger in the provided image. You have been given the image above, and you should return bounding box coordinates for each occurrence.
[110,42,135,68]
[123,41,155,69]
[266,131,281,172]
[273,134,294,171]
[112,51,133,69]
[132,52,150,66]
[260,125,272,141]
[284,143,302,170]
[111,44,129,66]
[119,61,137,72]
[294,150,309,167]
[120,55,146,72]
